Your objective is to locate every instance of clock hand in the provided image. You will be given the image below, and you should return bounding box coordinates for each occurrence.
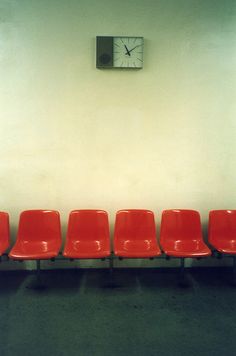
[128,44,142,53]
[124,45,131,56]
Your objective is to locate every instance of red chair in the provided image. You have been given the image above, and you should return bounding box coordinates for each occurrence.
[0,212,10,256]
[160,209,211,284]
[208,210,236,283]
[114,209,161,258]
[63,210,110,259]
[208,210,236,254]
[9,210,62,260]
[9,210,62,286]
[160,209,211,258]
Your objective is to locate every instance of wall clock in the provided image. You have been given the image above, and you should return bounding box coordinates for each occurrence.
[96,36,144,69]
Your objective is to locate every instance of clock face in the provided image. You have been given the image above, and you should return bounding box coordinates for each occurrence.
[113,37,143,68]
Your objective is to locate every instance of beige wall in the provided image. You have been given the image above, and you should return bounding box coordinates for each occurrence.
[0,0,236,267]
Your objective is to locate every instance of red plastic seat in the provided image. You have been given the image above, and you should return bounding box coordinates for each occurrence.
[114,209,161,258]
[208,210,236,254]
[63,210,110,259]
[160,209,211,257]
[0,212,10,256]
[9,210,62,260]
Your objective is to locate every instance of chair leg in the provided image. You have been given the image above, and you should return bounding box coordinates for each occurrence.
[103,255,117,288]
[33,260,45,289]
[179,257,189,287]
[109,255,114,284]
[180,257,185,278]
[26,260,43,289]
[36,260,41,283]
[233,256,236,286]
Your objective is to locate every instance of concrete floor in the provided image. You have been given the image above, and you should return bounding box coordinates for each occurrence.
[0,268,235,356]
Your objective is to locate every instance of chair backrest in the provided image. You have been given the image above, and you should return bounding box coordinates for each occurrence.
[0,211,10,248]
[160,209,203,242]
[17,210,62,243]
[114,209,156,241]
[66,210,109,242]
[209,210,236,243]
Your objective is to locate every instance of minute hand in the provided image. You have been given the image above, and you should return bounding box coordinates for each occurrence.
[128,44,142,53]
[124,45,131,56]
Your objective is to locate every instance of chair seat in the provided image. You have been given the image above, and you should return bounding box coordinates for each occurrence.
[63,240,110,258]
[9,241,61,260]
[162,239,211,257]
[114,239,161,258]
[210,239,236,254]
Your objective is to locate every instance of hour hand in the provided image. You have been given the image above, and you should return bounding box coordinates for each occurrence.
[124,45,131,56]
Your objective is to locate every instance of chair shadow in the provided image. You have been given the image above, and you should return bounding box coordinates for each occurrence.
[24,269,84,295]
[80,268,143,290]
[137,268,191,289]
[108,268,144,290]
[190,267,236,288]
[0,271,28,295]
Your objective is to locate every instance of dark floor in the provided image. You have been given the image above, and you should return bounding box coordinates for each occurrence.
[0,267,235,356]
